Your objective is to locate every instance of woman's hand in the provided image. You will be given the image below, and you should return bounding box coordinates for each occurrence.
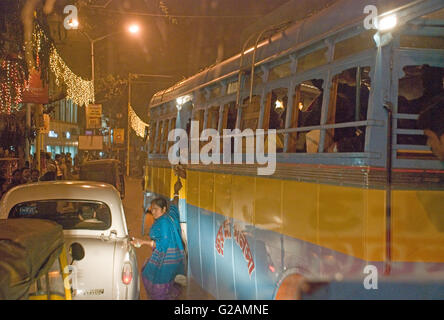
[130,237,155,249]
[174,178,182,195]
[130,237,143,248]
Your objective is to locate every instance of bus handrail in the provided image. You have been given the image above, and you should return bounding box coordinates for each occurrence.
[393,113,419,120]
[393,129,424,135]
[186,120,383,141]
[393,144,431,151]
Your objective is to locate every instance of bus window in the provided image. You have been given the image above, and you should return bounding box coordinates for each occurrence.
[225,102,237,130]
[397,64,444,159]
[325,67,371,153]
[241,96,260,131]
[220,102,238,154]
[149,120,156,154]
[193,109,205,131]
[297,48,328,74]
[265,89,287,153]
[244,69,264,86]
[227,81,239,95]
[207,106,219,130]
[210,86,221,99]
[167,117,176,152]
[192,109,205,150]
[160,119,167,154]
[152,120,162,154]
[157,120,163,154]
[400,7,444,50]
[268,62,292,81]
[288,78,324,153]
[160,120,169,154]
[334,31,375,61]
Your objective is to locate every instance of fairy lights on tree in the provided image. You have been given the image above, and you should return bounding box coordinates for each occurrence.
[1,21,94,114]
[0,58,29,114]
[129,104,149,138]
[33,23,94,107]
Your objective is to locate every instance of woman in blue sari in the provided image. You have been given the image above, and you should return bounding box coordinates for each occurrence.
[132,179,185,300]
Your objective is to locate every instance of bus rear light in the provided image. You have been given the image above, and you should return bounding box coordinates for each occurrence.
[122,263,132,285]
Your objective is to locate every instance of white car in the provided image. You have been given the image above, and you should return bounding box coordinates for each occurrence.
[0,181,139,300]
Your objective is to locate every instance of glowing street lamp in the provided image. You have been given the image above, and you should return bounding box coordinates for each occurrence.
[128,24,140,34]
[71,22,141,100]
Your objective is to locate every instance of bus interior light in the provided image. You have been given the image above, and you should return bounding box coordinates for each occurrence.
[275,99,285,115]
[378,14,397,31]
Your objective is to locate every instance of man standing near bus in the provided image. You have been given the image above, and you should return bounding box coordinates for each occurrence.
[418,101,444,162]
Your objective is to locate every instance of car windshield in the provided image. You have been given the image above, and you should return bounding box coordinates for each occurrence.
[9,200,111,230]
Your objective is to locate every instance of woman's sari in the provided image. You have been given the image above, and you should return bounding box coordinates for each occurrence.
[142,204,185,300]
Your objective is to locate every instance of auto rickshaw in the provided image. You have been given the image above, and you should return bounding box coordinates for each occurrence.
[79,159,125,199]
[0,219,72,300]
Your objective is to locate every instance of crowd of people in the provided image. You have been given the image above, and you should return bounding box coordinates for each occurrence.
[0,152,76,198]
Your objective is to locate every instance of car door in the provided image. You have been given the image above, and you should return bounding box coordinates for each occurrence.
[64,236,116,300]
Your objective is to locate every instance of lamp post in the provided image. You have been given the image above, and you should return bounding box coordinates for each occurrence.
[126,73,175,176]
[69,20,141,100]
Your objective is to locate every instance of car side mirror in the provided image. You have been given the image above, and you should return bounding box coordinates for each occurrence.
[70,242,85,262]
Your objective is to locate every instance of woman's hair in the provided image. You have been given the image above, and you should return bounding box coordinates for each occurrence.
[151,197,168,211]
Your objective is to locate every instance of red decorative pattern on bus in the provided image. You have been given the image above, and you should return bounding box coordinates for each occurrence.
[215,219,255,276]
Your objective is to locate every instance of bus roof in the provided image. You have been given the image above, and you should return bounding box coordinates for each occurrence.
[149,0,420,108]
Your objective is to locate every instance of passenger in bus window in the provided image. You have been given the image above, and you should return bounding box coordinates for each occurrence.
[226,102,237,130]
[306,130,320,153]
[329,67,370,153]
[418,101,444,161]
[269,92,287,153]
[296,79,324,153]
[224,103,237,154]
[400,65,444,114]
[398,65,444,146]
[300,79,324,127]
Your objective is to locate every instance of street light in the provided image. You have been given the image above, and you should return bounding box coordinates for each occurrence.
[128,24,140,34]
[73,23,141,100]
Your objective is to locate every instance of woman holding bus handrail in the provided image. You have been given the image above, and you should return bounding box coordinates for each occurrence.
[131,174,185,300]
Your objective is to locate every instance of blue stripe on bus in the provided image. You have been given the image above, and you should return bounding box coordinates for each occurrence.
[199,208,218,297]
[186,204,202,286]
[183,201,444,299]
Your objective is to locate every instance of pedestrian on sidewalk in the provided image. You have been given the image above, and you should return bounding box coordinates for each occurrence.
[131,178,185,300]
[30,169,40,182]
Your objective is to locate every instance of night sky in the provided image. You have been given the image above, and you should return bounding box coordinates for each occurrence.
[54,0,290,121]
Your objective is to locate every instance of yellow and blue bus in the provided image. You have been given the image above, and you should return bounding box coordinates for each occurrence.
[143,0,444,299]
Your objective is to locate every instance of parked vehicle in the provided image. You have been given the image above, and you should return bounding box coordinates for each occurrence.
[79,159,125,199]
[0,219,71,300]
[0,181,139,300]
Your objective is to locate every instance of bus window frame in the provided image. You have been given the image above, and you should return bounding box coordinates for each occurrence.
[253,49,376,156]
[391,46,444,169]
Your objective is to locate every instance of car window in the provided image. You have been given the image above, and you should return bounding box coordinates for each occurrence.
[9,200,112,230]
